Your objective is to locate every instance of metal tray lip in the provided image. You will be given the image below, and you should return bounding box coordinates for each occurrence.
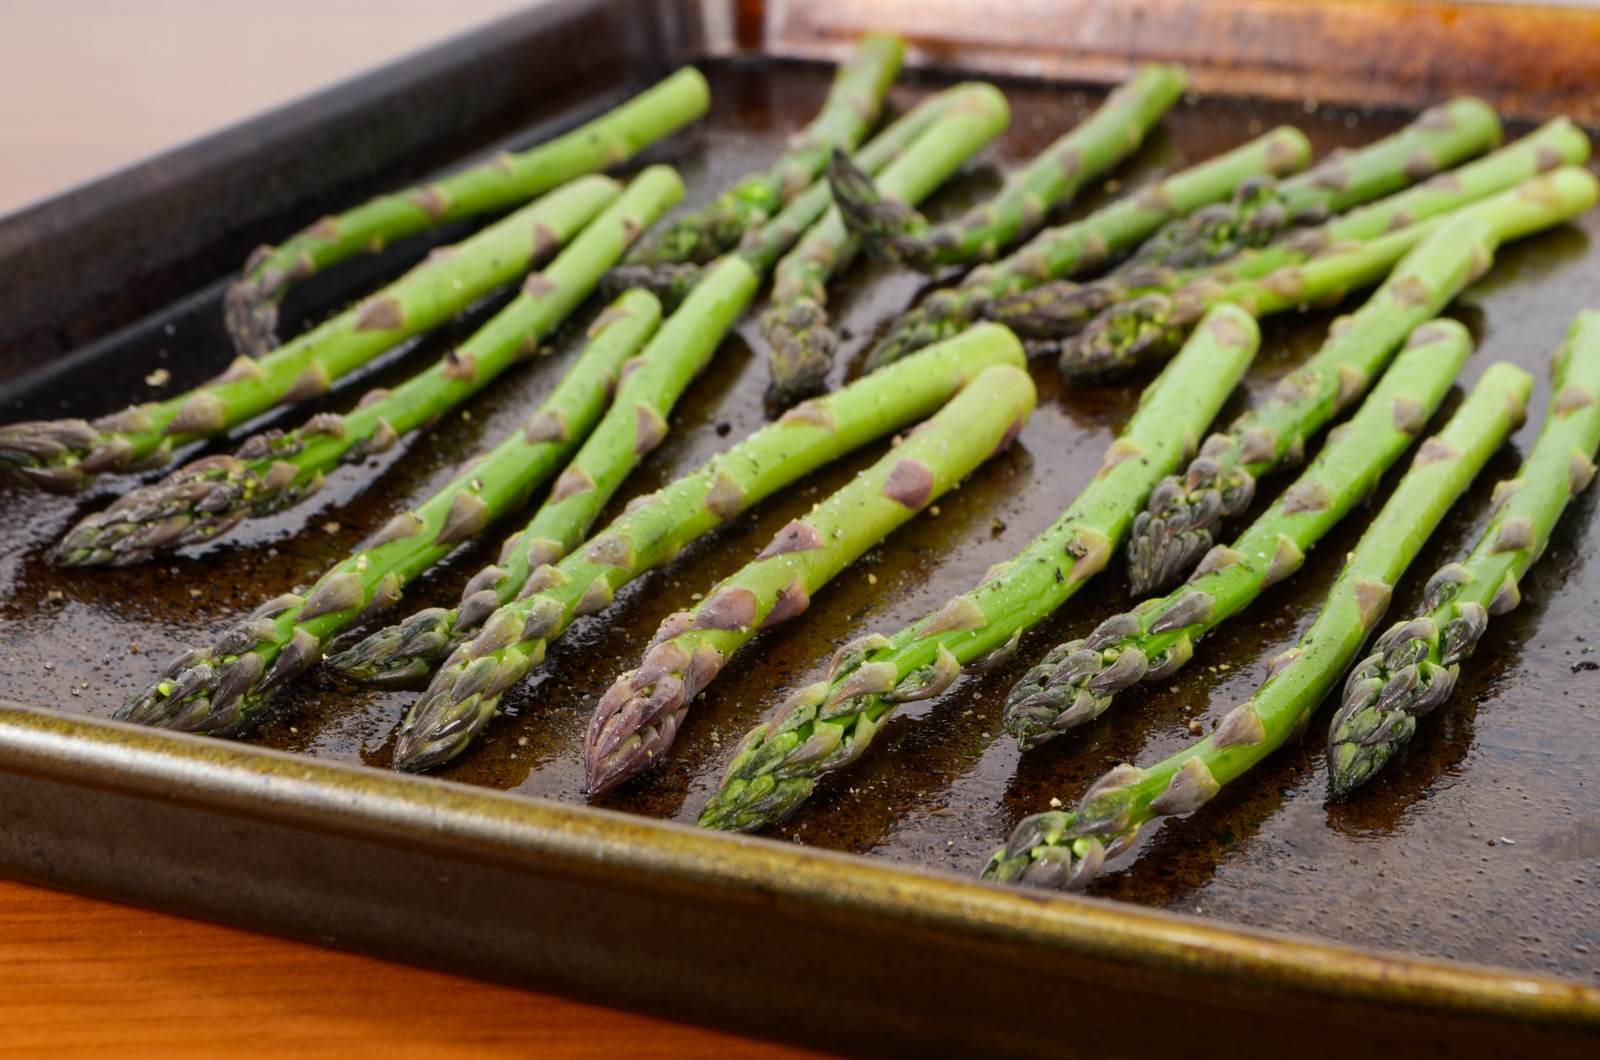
[3,698,1596,1027]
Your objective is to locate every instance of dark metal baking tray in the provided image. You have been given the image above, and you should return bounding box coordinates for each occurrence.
[2,0,1598,1053]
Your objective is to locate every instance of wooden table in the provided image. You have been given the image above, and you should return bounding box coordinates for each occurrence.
[0,4,819,1054]
[0,880,817,1057]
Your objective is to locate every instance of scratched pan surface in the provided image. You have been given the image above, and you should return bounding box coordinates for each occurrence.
[1,60,1596,985]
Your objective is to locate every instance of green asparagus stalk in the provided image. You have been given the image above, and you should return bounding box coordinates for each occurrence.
[1328,312,1600,798]
[1055,166,1598,379]
[624,34,903,268]
[389,324,1028,771]
[1119,97,1500,273]
[0,177,619,494]
[1005,318,1473,750]
[829,64,1187,272]
[585,363,1037,794]
[760,84,1011,405]
[53,168,684,568]
[698,305,1261,833]
[987,118,1589,340]
[328,100,997,689]
[224,69,710,355]
[604,82,975,309]
[116,292,665,735]
[1124,211,1501,597]
[985,361,1530,891]
[326,255,763,687]
[863,126,1312,370]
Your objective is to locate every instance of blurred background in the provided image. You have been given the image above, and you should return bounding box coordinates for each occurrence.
[0,0,530,214]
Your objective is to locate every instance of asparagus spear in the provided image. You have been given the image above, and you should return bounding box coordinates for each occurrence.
[605,82,979,309]
[1005,318,1472,749]
[1055,166,1598,379]
[0,177,619,494]
[829,64,1187,272]
[326,255,764,687]
[329,96,1010,688]
[224,69,710,355]
[985,361,1531,891]
[117,291,666,734]
[760,83,1011,405]
[987,118,1590,340]
[586,363,1037,794]
[1329,312,1600,798]
[1119,96,1500,273]
[54,168,684,568]
[1124,211,1501,597]
[390,324,1028,771]
[698,306,1261,833]
[864,126,1311,370]
[624,34,904,269]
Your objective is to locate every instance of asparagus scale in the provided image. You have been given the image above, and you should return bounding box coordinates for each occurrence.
[54,167,685,567]
[986,360,1531,892]
[1005,318,1472,749]
[625,34,904,268]
[986,118,1590,342]
[864,126,1311,370]
[585,363,1037,794]
[389,324,1029,772]
[829,64,1186,273]
[1329,311,1600,797]
[698,305,1261,833]
[1055,166,1598,379]
[118,292,664,734]
[1121,96,1500,273]
[1125,211,1502,597]
[760,82,1011,405]
[224,68,710,354]
[0,177,619,494]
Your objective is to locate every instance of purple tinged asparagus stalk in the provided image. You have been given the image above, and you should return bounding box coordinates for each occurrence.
[828,64,1187,272]
[1122,209,1504,597]
[1004,317,1473,750]
[52,168,684,567]
[623,34,905,268]
[389,324,1028,772]
[861,125,1311,370]
[1328,311,1600,798]
[759,83,1011,405]
[117,292,665,735]
[698,306,1261,833]
[585,362,1036,794]
[984,118,1590,344]
[0,177,619,493]
[224,69,710,354]
[986,360,1531,891]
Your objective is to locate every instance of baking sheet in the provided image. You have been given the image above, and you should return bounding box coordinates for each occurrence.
[2,58,1598,990]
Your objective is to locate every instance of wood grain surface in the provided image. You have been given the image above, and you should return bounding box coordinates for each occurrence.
[0,879,818,1058]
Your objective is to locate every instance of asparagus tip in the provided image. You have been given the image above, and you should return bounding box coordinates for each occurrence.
[0,418,102,493]
[825,147,927,264]
[50,455,261,568]
[324,607,462,687]
[601,262,703,311]
[582,671,688,796]
[222,272,284,357]
[762,299,838,408]
[1058,294,1184,381]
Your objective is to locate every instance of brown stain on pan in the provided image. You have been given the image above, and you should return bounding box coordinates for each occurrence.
[1,62,1597,984]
